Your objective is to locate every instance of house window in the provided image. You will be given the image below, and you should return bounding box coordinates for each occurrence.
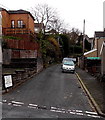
[17,20,23,28]
[11,20,15,28]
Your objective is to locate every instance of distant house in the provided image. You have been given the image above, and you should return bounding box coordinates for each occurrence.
[94,31,105,57]
[34,23,44,34]
[100,41,105,76]
[45,29,59,35]
[83,30,105,75]
[84,30,105,57]
[0,7,40,67]
[88,37,94,50]
[45,29,58,35]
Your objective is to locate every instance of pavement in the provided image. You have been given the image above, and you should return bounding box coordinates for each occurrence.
[76,67,105,117]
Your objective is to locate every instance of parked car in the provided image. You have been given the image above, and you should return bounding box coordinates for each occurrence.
[61,60,75,73]
[61,57,72,68]
[62,57,72,62]
[62,57,76,63]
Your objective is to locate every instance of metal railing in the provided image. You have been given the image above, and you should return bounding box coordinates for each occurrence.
[3,28,35,37]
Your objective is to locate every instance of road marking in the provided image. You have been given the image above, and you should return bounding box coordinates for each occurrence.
[28,106,37,109]
[76,113,84,115]
[87,114,101,118]
[8,103,12,105]
[54,110,63,113]
[51,106,58,110]
[62,110,66,113]
[59,108,65,111]
[13,104,22,107]
[11,101,24,105]
[69,111,76,114]
[75,110,82,112]
[85,111,98,115]
[2,100,7,103]
[75,72,102,114]
[29,104,38,107]
[50,109,56,112]
[2,99,101,118]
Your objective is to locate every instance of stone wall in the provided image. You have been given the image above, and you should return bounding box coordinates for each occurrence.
[2,67,36,91]
[2,58,43,92]
[37,57,43,72]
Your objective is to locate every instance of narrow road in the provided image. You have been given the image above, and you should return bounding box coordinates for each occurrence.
[2,64,101,118]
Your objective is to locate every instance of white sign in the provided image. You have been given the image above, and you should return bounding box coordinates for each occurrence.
[4,75,13,88]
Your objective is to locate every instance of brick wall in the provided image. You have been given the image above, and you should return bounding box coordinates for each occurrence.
[4,39,39,50]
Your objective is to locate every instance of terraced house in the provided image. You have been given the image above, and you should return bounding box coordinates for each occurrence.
[0,7,41,68]
[84,30,105,80]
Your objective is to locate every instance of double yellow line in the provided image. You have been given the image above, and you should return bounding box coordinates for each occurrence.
[75,72,105,117]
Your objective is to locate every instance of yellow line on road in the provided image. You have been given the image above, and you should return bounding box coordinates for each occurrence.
[75,72,105,117]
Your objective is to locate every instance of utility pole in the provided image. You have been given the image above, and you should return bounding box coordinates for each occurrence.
[83,19,85,54]
[83,19,85,69]
[0,11,2,62]
[0,11,2,120]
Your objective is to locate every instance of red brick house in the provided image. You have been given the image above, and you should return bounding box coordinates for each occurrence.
[0,7,40,67]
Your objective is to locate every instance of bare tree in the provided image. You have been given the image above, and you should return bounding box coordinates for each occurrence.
[68,28,81,44]
[47,17,64,33]
[31,4,59,33]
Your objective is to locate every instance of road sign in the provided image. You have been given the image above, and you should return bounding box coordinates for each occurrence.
[4,75,13,88]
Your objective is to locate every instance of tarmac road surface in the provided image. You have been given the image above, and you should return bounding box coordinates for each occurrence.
[2,64,103,119]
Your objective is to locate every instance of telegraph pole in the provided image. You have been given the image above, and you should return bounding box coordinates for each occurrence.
[83,19,85,69]
[83,19,85,54]
[0,11,2,120]
[0,11,2,63]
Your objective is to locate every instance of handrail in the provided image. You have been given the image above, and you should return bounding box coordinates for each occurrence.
[3,28,35,37]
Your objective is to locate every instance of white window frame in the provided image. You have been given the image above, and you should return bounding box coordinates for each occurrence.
[17,20,23,28]
[11,20,15,28]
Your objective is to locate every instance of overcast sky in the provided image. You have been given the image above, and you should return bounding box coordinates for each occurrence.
[0,0,104,37]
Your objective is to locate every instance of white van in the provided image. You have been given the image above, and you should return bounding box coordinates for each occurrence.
[61,60,75,73]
